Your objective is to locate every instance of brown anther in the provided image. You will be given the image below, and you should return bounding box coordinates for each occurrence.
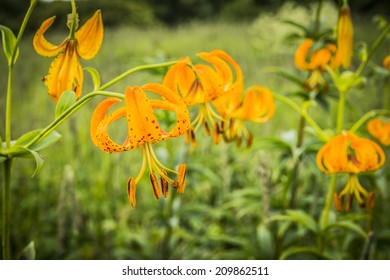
[190,129,197,147]
[366,192,375,210]
[333,192,342,212]
[346,194,353,212]
[203,120,211,136]
[229,117,235,139]
[127,177,136,207]
[213,123,221,144]
[246,133,253,148]
[177,164,187,194]
[149,173,161,199]
[220,120,226,132]
[160,170,169,198]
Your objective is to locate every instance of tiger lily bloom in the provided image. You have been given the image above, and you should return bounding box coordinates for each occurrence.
[213,85,275,147]
[335,2,353,69]
[367,118,390,146]
[163,50,243,145]
[316,131,385,211]
[33,10,103,102]
[294,39,338,91]
[90,84,190,207]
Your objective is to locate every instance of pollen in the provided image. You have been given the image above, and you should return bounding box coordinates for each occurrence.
[149,172,161,199]
[177,164,187,194]
[160,170,169,198]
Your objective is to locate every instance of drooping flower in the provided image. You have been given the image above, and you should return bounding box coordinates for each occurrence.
[367,118,390,146]
[163,50,243,145]
[90,84,190,207]
[294,39,338,91]
[213,85,275,147]
[335,3,354,69]
[316,131,385,211]
[33,10,103,102]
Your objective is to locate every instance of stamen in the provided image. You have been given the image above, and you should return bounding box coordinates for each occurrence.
[160,170,169,198]
[127,177,136,207]
[149,172,161,199]
[333,192,342,212]
[246,133,253,148]
[366,192,375,210]
[346,194,353,212]
[203,120,211,136]
[229,117,235,139]
[177,163,187,194]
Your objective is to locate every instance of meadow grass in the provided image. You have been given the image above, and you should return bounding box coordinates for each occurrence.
[1,2,389,259]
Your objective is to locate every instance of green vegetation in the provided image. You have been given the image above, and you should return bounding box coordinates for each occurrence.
[1,1,390,260]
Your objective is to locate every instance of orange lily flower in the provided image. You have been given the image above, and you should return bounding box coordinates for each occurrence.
[335,3,353,69]
[294,39,338,90]
[33,10,103,102]
[367,118,390,146]
[316,131,385,211]
[163,50,243,145]
[213,85,275,147]
[90,84,190,207]
[384,54,390,71]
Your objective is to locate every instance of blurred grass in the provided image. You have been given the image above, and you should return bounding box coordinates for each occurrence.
[1,2,390,259]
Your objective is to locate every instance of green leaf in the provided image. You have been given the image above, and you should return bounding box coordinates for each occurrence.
[324,220,367,238]
[29,130,62,152]
[282,20,309,34]
[255,137,293,153]
[19,241,36,260]
[55,90,77,119]
[84,67,101,91]
[269,210,318,234]
[14,129,61,152]
[279,246,329,260]
[18,147,44,177]
[257,223,274,259]
[0,25,19,65]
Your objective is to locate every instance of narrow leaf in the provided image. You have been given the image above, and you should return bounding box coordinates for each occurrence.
[325,220,367,238]
[19,241,36,260]
[84,67,101,91]
[55,90,77,119]
[29,130,62,152]
[269,210,318,234]
[266,67,305,87]
[0,25,19,65]
[279,246,329,260]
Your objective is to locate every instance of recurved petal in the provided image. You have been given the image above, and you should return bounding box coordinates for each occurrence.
[294,39,314,71]
[76,10,103,59]
[143,83,191,138]
[33,16,66,57]
[90,98,127,153]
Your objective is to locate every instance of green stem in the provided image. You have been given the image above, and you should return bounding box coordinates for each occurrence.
[2,159,13,260]
[314,0,323,38]
[99,61,177,90]
[5,0,37,149]
[69,0,78,39]
[273,93,329,141]
[349,109,390,132]
[355,24,390,78]
[321,175,336,230]
[336,90,347,134]
[25,91,124,149]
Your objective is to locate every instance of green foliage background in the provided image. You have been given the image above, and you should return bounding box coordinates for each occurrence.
[0,1,390,259]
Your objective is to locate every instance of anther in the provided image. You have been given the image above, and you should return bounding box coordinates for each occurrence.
[160,170,169,198]
[366,192,375,210]
[229,117,235,139]
[246,133,253,148]
[149,173,161,199]
[203,120,211,136]
[333,192,342,212]
[127,177,136,207]
[177,164,187,194]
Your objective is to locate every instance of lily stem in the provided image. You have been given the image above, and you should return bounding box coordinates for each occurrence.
[2,159,13,260]
[99,61,177,90]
